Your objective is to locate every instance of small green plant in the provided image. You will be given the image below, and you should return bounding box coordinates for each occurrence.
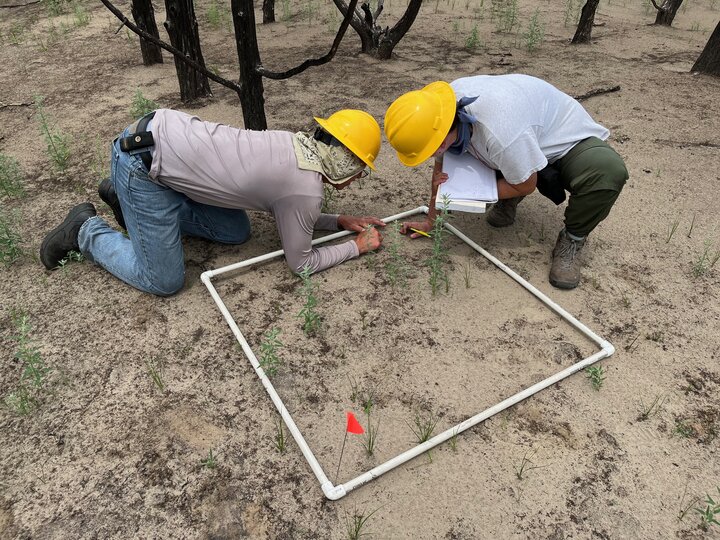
[0,211,23,267]
[426,196,451,296]
[43,0,69,16]
[129,89,159,119]
[274,415,287,453]
[695,487,720,530]
[585,365,605,391]
[0,153,25,198]
[296,265,322,336]
[691,241,718,277]
[646,330,664,343]
[407,408,439,445]
[564,0,581,26]
[201,448,218,469]
[8,23,26,45]
[514,449,547,480]
[362,415,379,456]
[258,327,283,377]
[636,394,666,421]
[145,356,165,392]
[206,0,222,28]
[57,250,84,269]
[35,95,71,172]
[360,386,377,416]
[465,25,481,49]
[524,9,545,52]
[491,0,519,32]
[462,262,473,288]
[73,4,91,27]
[449,428,459,452]
[348,374,360,403]
[383,221,410,288]
[674,419,694,438]
[281,0,291,20]
[5,311,51,415]
[344,507,378,540]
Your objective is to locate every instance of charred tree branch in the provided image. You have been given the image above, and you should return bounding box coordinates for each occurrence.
[572,85,621,101]
[256,0,359,80]
[100,0,241,94]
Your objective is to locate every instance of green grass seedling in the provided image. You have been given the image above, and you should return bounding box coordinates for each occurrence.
[665,216,680,244]
[344,507,379,540]
[524,9,545,52]
[687,213,696,238]
[636,393,666,421]
[692,241,715,277]
[462,262,473,288]
[695,487,720,530]
[449,428,459,452]
[674,419,693,438]
[514,449,548,480]
[296,266,322,336]
[35,95,71,172]
[362,415,379,456]
[145,356,165,392]
[258,327,283,377]
[5,311,50,414]
[129,89,159,119]
[201,448,218,469]
[426,196,451,296]
[678,484,700,521]
[383,221,410,288]
[407,408,439,457]
[0,211,23,267]
[585,365,605,391]
[74,4,91,27]
[0,153,25,198]
[274,415,287,453]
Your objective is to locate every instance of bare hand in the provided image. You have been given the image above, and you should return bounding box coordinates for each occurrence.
[338,215,386,233]
[354,226,383,254]
[432,170,449,189]
[400,219,433,239]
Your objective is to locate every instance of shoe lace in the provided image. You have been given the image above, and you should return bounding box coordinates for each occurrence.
[556,238,580,267]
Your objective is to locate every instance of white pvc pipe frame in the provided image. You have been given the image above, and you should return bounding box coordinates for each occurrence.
[201,206,614,501]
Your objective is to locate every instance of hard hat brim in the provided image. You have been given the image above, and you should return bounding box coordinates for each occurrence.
[314,116,377,170]
[405,81,456,167]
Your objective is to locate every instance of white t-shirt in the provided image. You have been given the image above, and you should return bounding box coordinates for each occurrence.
[450,74,609,184]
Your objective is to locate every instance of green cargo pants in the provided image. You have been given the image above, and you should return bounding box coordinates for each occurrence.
[554,137,628,237]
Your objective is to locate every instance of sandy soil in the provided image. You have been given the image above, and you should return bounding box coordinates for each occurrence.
[1,0,720,538]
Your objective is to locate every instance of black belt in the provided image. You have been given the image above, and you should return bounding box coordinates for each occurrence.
[120,111,156,170]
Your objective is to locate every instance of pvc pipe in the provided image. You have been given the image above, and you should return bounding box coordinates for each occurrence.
[201,206,615,501]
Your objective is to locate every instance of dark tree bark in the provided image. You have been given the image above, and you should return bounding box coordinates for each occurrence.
[163,0,212,102]
[262,0,275,23]
[332,0,422,59]
[650,0,684,26]
[131,0,163,65]
[571,0,600,44]
[101,0,356,129]
[692,20,720,76]
[231,0,267,130]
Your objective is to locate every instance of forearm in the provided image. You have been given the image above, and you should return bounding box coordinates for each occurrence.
[428,159,443,221]
[497,172,537,199]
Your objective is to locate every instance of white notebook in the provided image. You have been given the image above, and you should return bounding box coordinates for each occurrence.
[437,152,498,213]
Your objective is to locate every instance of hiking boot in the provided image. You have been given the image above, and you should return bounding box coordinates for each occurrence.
[549,229,586,289]
[40,203,96,270]
[98,178,126,230]
[486,196,525,228]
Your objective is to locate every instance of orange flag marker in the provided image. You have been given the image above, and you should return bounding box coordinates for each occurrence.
[346,412,365,435]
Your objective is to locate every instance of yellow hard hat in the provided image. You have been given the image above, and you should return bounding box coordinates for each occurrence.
[314,110,381,170]
[384,81,456,167]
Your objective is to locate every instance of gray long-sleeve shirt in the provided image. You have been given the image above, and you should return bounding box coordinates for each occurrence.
[148,109,359,273]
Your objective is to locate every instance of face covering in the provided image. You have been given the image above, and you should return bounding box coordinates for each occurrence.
[448,96,479,155]
[293,131,365,184]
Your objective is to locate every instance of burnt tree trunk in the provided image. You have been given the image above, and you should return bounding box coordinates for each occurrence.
[332,0,422,59]
[231,0,267,130]
[692,21,720,75]
[164,0,212,102]
[262,0,275,23]
[131,0,163,65]
[571,0,600,43]
[652,0,684,25]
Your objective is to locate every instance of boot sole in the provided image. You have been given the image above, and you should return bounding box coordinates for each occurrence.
[40,203,95,269]
[549,277,580,289]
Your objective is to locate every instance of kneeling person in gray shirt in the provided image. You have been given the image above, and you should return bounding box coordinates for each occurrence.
[40,108,385,296]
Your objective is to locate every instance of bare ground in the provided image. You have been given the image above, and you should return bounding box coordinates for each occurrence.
[1,0,720,538]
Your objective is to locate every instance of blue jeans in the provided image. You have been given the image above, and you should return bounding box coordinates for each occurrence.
[78,127,251,296]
